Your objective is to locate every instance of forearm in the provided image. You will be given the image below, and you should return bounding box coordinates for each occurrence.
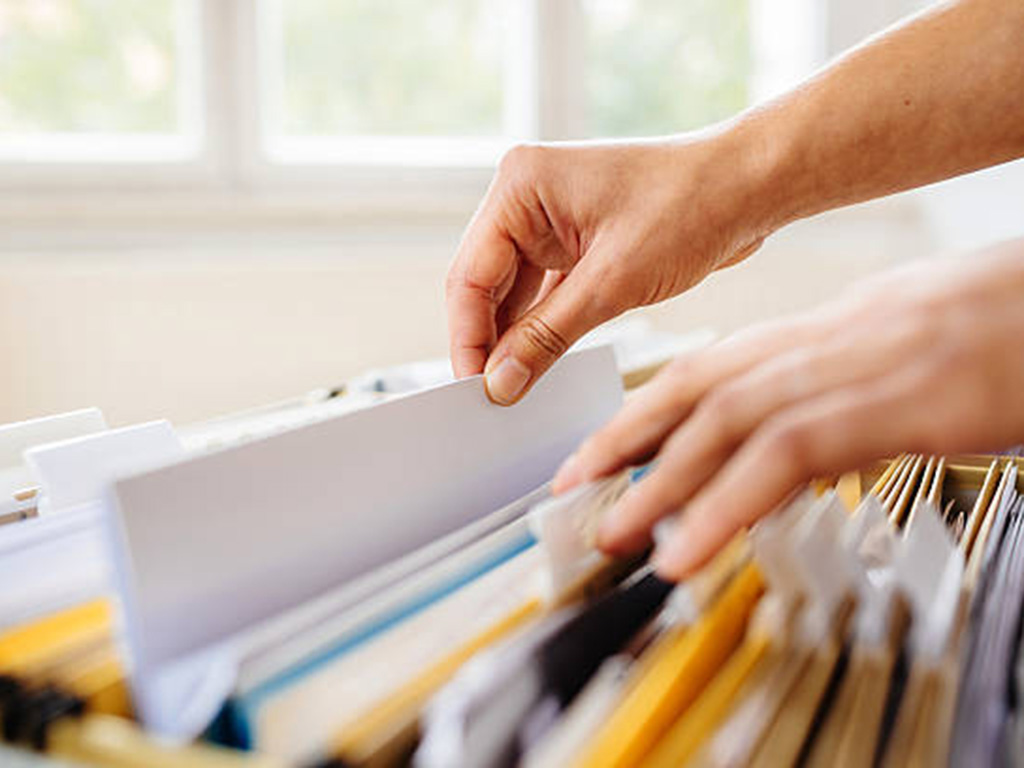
[727,0,1024,234]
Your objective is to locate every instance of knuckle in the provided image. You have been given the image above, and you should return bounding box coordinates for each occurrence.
[771,348,820,397]
[696,385,746,445]
[498,143,544,182]
[761,419,815,476]
[517,313,570,361]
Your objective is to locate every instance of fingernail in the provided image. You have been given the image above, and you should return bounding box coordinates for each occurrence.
[553,453,581,493]
[652,516,678,549]
[485,356,531,405]
[653,525,699,580]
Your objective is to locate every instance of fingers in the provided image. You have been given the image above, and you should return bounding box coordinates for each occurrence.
[553,312,841,493]
[495,261,546,338]
[594,325,914,552]
[653,367,933,580]
[447,218,518,378]
[483,262,620,405]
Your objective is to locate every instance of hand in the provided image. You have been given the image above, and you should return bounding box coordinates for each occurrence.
[445,135,773,404]
[552,241,1024,580]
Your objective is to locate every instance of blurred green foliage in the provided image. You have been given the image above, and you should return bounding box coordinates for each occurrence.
[280,0,506,137]
[0,0,178,133]
[0,0,749,140]
[584,0,750,137]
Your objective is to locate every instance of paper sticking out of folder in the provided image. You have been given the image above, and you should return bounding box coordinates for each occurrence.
[107,346,623,740]
[0,418,186,629]
[0,408,107,521]
[3,343,1024,768]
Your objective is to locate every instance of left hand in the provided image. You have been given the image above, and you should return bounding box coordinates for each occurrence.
[552,240,1024,580]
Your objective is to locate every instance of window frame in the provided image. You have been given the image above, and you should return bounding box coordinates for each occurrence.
[0,0,827,218]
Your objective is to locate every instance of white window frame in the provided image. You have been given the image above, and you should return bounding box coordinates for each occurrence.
[0,0,837,233]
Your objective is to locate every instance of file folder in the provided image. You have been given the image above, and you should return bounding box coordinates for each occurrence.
[107,347,623,739]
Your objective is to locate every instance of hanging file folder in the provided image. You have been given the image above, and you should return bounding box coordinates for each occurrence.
[105,347,623,740]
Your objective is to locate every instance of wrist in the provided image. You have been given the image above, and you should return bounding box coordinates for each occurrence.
[660,113,800,274]
[719,110,803,234]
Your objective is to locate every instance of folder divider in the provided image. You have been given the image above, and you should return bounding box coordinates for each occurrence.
[880,499,964,766]
[804,594,911,768]
[964,461,1016,590]
[0,409,107,521]
[881,456,914,515]
[888,455,924,527]
[800,489,905,767]
[747,597,855,767]
[927,456,947,507]
[739,492,861,766]
[959,458,1000,558]
[909,456,935,522]
[528,471,631,602]
[869,455,904,499]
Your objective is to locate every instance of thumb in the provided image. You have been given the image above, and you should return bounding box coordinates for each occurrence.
[483,268,616,405]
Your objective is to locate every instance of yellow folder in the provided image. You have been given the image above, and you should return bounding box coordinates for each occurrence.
[574,563,764,768]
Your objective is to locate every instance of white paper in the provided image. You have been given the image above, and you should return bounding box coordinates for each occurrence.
[0,408,107,469]
[528,471,629,602]
[27,420,183,514]
[0,505,109,628]
[107,346,622,737]
[0,408,107,516]
[895,498,963,657]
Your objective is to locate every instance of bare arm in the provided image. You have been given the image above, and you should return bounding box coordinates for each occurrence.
[744,0,1024,229]
[446,0,1024,406]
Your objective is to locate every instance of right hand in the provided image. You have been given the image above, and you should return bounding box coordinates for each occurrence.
[445,134,775,405]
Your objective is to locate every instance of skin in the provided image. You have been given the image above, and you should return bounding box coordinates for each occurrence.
[445,0,1024,580]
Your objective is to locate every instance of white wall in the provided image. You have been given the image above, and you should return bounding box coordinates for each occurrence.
[0,197,927,427]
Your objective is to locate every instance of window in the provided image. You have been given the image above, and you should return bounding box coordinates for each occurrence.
[0,0,199,161]
[263,0,514,165]
[0,0,774,193]
[582,0,750,137]
[274,1,507,138]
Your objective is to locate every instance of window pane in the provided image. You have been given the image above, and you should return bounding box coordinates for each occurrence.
[276,0,506,138]
[0,0,184,135]
[582,0,751,137]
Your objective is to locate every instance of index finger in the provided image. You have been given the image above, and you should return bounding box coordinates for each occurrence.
[653,366,934,580]
[446,208,519,378]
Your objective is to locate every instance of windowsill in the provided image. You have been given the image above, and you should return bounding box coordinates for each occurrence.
[0,184,485,253]
[265,135,512,168]
[0,187,928,256]
[0,133,203,164]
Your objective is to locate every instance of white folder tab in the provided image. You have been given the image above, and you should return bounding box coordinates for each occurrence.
[107,346,623,737]
[27,420,183,514]
[0,408,107,515]
[0,408,107,469]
